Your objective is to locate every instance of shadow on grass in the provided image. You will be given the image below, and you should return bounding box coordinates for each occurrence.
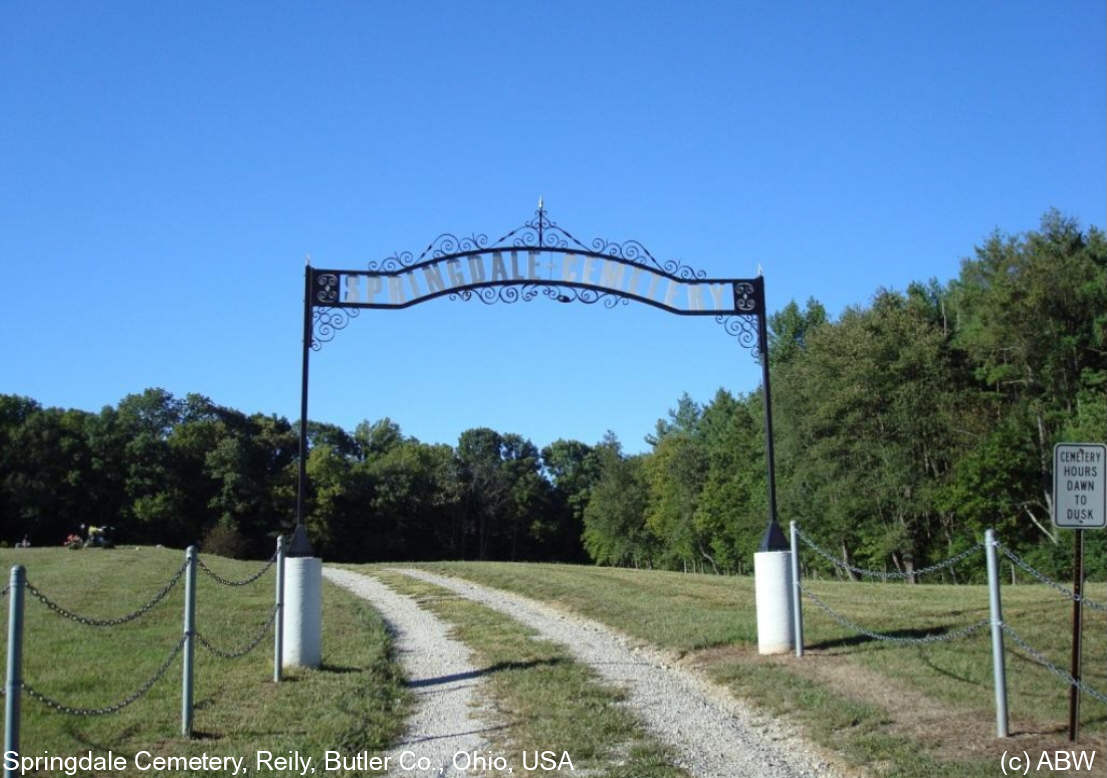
[408,657,566,688]
[189,730,223,741]
[320,663,362,674]
[274,663,363,679]
[919,653,985,688]
[807,625,964,651]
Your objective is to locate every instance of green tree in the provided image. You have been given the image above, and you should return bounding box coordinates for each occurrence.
[582,433,653,567]
[354,417,404,460]
[774,291,963,580]
[0,401,96,544]
[540,439,599,562]
[456,428,552,560]
[949,211,1107,548]
[643,429,707,571]
[359,435,462,561]
[693,389,766,574]
[769,298,828,366]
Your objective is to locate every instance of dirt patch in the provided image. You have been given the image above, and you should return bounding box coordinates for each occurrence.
[679,644,1105,764]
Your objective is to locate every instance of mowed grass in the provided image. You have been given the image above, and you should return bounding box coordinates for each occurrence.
[0,546,408,777]
[408,561,1106,778]
[368,569,690,778]
[5,547,1099,778]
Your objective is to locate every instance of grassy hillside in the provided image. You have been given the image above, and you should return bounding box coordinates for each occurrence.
[0,546,407,777]
[407,561,1106,778]
[3,547,1100,778]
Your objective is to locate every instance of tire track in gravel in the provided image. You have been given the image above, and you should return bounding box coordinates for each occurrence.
[323,567,496,777]
[388,567,842,778]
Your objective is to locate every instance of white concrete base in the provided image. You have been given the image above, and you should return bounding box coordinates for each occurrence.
[281,556,322,668]
[754,550,794,655]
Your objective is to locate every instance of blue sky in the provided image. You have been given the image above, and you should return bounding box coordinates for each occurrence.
[3,1,1104,454]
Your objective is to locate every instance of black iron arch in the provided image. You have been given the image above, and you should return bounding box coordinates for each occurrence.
[291,204,784,556]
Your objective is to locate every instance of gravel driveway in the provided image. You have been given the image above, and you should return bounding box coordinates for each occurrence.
[323,567,494,777]
[326,566,841,778]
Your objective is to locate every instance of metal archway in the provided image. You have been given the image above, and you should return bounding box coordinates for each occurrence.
[291,203,784,556]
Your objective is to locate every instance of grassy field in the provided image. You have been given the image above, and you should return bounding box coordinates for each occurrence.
[405,561,1106,778]
[370,569,690,778]
[0,546,408,777]
[2,547,1101,778]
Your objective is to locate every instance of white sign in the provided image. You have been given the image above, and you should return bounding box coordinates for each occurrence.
[1052,443,1106,529]
[337,251,736,314]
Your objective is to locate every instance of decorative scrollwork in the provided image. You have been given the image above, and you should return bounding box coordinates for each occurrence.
[368,250,415,273]
[493,204,589,251]
[498,286,521,304]
[665,259,708,281]
[540,286,629,309]
[715,315,760,353]
[449,288,488,304]
[448,285,543,305]
[505,229,569,249]
[345,205,766,355]
[368,205,718,286]
[312,307,359,350]
[421,232,489,261]
[585,238,653,276]
[370,233,490,272]
[734,282,757,313]
[449,283,631,309]
[315,273,339,304]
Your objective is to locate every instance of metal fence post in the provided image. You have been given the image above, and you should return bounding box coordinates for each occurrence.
[985,529,1009,737]
[790,522,804,658]
[274,535,285,683]
[4,566,25,778]
[181,546,197,737]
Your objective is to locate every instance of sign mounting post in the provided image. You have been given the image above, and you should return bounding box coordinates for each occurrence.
[1051,442,1106,742]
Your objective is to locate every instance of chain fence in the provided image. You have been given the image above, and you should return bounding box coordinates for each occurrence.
[793,524,1107,738]
[196,604,279,659]
[197,552,277,587]
[799,583,991,645]
[1001,623,1107,706]
[986,540,1107,713]
[4,540,283,747]
[794,527,984,581]
[996,542,1106,613]
[23,560,188,627]
[20,636,187,716]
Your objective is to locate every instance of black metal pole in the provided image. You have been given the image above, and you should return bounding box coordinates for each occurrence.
[292,262,314,557]
[1068,528,1083,741]
[755,276,787,551]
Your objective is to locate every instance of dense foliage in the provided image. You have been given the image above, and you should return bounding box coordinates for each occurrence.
[3,212,1104,578]
[0,393,591,563]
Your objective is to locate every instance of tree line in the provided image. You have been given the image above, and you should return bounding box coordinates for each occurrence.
[0,390,592,563]
[2,211,1104,579]
[580,210,1104,580]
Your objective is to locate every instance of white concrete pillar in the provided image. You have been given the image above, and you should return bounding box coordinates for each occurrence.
[754,550,794,655]
[281,556,322,668]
